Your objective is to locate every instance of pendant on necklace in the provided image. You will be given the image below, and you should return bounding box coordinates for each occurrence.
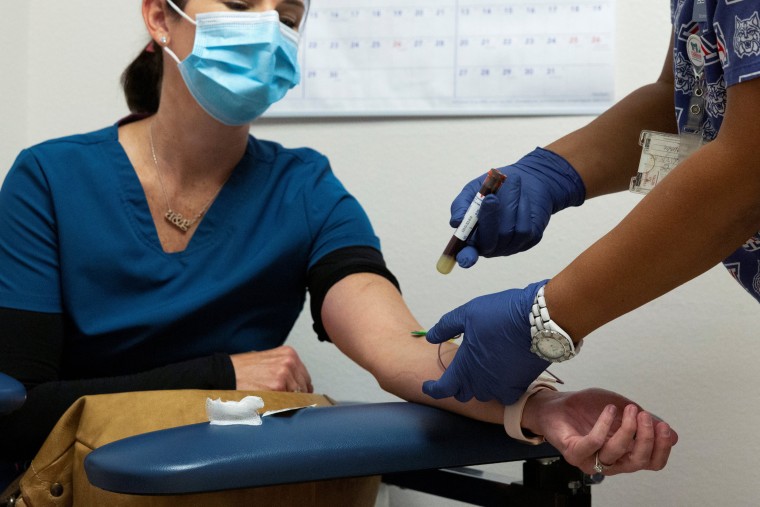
[165,209,193,232]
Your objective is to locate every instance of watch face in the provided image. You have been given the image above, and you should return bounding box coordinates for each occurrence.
[536,333,568,360]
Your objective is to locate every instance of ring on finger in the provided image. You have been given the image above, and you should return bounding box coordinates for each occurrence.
[593,452,612,474]
[294,387,302,393]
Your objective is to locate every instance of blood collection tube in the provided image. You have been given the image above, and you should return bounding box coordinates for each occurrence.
[436,168,507,274]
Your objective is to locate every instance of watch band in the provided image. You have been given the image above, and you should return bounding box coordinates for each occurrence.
[529,285,564,335]
[529,285,582,360]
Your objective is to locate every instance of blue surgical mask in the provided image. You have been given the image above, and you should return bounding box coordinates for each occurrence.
[164,0,301,125]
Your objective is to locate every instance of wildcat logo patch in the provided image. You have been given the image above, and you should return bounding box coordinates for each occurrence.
[734,12,760,58]
[674,52,698,94]
[705,76,727,119]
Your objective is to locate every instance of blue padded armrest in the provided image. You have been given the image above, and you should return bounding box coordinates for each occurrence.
[0,372,26,415]
[85,401,559,495]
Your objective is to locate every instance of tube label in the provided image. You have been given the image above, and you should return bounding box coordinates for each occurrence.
[453,192,485,241]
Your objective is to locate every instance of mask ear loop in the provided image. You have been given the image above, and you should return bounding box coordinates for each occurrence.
[156,34,182,64]
[162,0,196,64]
[165,0,197,25]
[162,42,182,64]
[297,0,310,34]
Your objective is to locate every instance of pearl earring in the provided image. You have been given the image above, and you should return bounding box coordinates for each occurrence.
[160,35,168,45]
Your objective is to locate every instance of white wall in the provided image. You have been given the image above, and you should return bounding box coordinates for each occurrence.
[3,2,760,506]
[0,4,28,172]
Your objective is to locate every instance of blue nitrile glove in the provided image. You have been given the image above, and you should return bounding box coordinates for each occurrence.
[451,148,585,268]
[422,280,550,405]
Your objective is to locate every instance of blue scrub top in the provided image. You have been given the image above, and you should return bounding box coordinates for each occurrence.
[0,124,381,378]
[672,0,760,302]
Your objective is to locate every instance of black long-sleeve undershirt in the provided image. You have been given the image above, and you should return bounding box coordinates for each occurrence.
[0,307,235,462]
[0,246,399,462]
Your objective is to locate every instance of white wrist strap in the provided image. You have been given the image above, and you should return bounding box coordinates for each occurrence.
[503,380,558,445]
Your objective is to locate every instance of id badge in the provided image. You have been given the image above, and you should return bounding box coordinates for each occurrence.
[629,130,703,195]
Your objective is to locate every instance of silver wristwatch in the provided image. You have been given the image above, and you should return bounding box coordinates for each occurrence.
[529,285,582,362]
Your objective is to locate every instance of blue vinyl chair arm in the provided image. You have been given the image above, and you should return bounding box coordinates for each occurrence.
[85,401,559,495]
[0,372,26,415]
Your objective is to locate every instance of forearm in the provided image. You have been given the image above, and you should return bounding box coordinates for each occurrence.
[546,79,677,198]
[545,31,676,198]
[375,338,504,425]
[323,274,504,424]
[547,135,760,340]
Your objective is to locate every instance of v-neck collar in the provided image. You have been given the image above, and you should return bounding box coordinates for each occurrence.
[106,124,259,258]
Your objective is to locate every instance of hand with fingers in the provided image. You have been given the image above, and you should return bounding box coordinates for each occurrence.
[449,148,585,269]
[523,387,678,475]
[230,345,313,393]
[423,281,550,405]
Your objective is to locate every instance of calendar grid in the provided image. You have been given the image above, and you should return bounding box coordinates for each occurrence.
[267,0,615,117]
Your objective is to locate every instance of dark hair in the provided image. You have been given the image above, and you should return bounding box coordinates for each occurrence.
[121,0,188,114]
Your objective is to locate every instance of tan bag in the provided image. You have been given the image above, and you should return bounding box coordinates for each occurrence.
[16,390,379,507]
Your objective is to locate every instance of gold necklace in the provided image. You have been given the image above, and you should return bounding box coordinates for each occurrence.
[148,122,225,233]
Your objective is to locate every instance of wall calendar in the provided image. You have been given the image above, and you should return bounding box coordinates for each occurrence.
[267,1,615,117]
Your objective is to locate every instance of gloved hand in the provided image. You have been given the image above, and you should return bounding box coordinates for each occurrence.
[422,280,550,405]
[451,148,585,268]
